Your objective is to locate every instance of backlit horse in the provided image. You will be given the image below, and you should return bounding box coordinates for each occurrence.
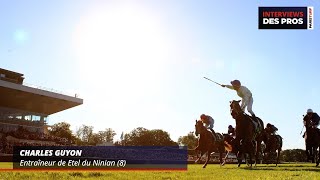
[230,100,264,167]
[194,120,224,168]
[303,115,320,166]
[261,131,282,166]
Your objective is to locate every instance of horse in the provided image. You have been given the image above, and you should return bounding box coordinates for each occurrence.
[229,100,264,167]
[194,120,224,168]
[303,116,320,166]
[261,130,283,166]
[221,133,238,166]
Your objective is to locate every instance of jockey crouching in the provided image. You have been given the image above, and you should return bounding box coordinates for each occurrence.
[303,109,320,138]
[228,125,236,137]
[265,123,278,136]
[200,114,216,140]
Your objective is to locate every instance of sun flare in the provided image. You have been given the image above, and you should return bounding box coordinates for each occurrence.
[72,5,170,109]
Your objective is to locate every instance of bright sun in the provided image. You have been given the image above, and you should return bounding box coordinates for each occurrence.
[72,5,170,102]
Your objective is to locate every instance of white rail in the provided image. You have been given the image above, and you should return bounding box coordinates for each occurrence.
[23,82,79,98]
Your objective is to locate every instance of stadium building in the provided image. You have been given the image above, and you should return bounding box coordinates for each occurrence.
[0,67,83,155]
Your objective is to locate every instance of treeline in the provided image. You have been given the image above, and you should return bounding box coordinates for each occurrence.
[48,122,177,146]
[49,123,308,162]
[280,149,307,162]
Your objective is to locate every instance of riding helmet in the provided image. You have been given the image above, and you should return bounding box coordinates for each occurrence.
[231,80,241,86]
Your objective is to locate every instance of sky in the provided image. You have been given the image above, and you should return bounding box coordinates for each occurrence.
[1,0,319,149]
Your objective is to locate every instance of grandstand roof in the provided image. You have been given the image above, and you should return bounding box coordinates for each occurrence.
[0,68,23,76]
[0,79,83,116]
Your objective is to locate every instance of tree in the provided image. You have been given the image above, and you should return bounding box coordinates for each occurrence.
[121,127,178,146]
[75,125,94,145]
[177,132,198,149]
[48,122,76,142]
[97,128,116,143]
[280,149,307,162]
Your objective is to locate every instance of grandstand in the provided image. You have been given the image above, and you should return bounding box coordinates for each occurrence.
[0,67,83,156]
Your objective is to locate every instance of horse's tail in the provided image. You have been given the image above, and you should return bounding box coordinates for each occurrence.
[276,135,283,151]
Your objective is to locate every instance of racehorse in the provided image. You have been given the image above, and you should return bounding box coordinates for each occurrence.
[194,120,224,168]
[221,133,238,166]
[303,115,320,166]
[261,131,283,166]
[229,100,264,167]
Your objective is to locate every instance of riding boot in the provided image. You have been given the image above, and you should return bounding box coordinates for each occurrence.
[209,128,216,141]
[250,114,258,132]
[252,114,257,122]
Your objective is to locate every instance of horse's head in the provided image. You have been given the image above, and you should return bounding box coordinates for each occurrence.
[303,115,313,129]
[230,100,242,119]
[194,120,204,136]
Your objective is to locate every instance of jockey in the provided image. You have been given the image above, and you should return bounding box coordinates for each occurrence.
[228,125,236,137]
[222,80,256,118]
[200,114,215,135]
[265,123,278,135]
[303,109,320,128]
[302,109,320,138]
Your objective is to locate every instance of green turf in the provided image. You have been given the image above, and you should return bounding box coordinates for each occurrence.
[0,162,12,169]
[0,163,319,180]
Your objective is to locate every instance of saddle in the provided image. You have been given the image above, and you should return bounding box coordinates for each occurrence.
[249,116,262,134]
[215,133,223,142]
[207,129,217,141]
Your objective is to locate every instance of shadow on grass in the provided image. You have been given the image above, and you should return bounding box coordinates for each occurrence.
[241,166,320,172]
[69,172,84,177]
[255,165,307,168]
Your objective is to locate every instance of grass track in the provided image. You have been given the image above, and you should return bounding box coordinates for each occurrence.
[0,163,319,180]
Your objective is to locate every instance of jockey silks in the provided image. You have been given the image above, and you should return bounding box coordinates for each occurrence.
[202,116,214,129]
[225,85,255,116]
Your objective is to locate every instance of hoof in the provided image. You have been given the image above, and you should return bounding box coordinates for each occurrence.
[202,165,207,168]
[221,161,226,166]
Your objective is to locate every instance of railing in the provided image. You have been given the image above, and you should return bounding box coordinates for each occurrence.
[23,82,79,98]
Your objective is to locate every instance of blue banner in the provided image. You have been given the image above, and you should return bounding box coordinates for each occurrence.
[13,146,188,170]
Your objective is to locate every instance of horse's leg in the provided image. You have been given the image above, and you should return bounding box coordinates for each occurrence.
[237,151,242,167]
[312,146,317,165]
[203,151,210,168]
[236,139,243,167]
[254,140,259,167]
[249,140,254,167]
[316,146,320,167]
[305,144,310,162]
[219,151,223,166]
[276,149,280,167]
[248,153,253,168]
[221,151,229,166]
[195,150,204,164]
[245,154,250,166]
[310,145,314,163]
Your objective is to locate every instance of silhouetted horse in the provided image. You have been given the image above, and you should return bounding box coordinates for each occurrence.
[303,115,320,166]
[194,120,224,168]
[230,100,264,167]
[261,131,282,166]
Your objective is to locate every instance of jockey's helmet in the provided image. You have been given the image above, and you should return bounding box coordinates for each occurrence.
[228,125,233,129]
[266,123,271,128]
[307,109,313,114]
[200,114,206,120]
[231,80,241,87]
